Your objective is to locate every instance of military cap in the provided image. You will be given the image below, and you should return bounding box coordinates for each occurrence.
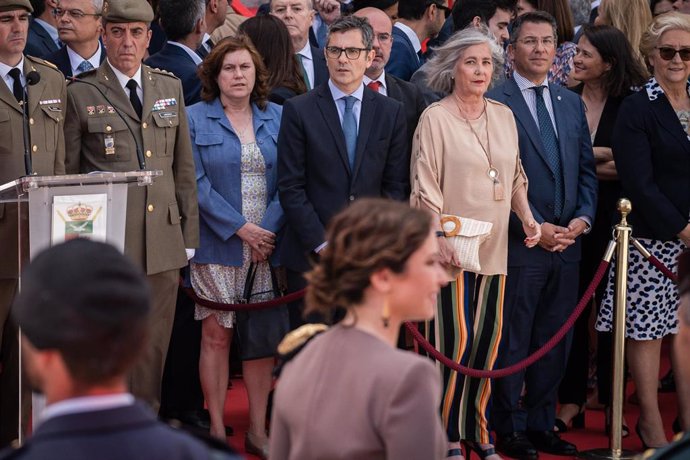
[12,239,150,350]
[102,0,154,23]
[680,250,690,296]
[0,0,32,13]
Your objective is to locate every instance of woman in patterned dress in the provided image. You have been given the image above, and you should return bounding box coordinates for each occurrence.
[595,13,690,448]
[187,37,287,458]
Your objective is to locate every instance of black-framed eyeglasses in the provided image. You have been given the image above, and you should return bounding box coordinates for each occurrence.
[656,46,690,61]
[52,8,101,19]
[325,46,371,60]
[429,1,451,18]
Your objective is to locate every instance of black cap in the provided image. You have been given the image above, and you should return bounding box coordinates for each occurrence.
[680,250,690,296]
[13,239,150,350]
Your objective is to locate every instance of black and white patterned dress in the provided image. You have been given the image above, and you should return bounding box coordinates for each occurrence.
[595,78,688,340]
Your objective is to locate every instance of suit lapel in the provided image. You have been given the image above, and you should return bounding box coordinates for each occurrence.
[651,96,690,154]
[352,89,375,179]
[549,84,569,170]
[503,79,556,175]
[315,84,351,173]
[99,62,139,121]
[385,74,400,99]
[0,72,20,114]
[25,59,47,115]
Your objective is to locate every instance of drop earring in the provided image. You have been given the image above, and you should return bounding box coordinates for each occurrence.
[381,297,390,328]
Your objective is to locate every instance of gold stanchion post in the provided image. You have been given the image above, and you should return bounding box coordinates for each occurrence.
[581,198,637,459]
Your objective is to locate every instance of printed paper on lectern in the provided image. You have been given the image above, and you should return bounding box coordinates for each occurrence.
[52,194,108,244]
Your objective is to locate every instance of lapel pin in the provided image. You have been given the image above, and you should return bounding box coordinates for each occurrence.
[557,95,562,101]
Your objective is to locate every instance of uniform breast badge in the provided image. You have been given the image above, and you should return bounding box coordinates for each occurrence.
[104,135,115,155]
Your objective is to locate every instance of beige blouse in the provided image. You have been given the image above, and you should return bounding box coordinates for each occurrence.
[410,99,527,275]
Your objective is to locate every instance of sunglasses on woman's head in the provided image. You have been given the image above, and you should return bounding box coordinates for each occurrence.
[656,46,690,61]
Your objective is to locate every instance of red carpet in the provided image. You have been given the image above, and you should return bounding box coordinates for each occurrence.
[223,348,678,459]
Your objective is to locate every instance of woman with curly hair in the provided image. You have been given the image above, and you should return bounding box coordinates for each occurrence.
[269,198,448,460]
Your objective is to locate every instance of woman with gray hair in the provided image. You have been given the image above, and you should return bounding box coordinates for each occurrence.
[411,27,541,460]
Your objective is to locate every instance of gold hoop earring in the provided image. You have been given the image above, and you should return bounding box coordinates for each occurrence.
[381,297,390,328]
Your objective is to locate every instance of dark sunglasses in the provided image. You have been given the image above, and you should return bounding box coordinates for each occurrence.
[430,2,451,18]
[656,46,690,61]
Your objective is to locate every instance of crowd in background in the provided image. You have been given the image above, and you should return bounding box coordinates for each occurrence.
[0,0,689,459]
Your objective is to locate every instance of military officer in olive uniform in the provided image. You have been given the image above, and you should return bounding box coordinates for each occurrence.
[63,0,199,412]
[0,0,66,448]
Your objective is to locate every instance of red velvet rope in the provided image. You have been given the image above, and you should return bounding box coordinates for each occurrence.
[180,283,306,311]
[645,254,679,284]
[404,259,611,379]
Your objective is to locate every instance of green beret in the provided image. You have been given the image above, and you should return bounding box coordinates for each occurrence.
[0,0,32,13]
[102,0,154,23]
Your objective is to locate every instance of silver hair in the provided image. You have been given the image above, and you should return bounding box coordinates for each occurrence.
[91,0,104,13]
[425,25,504,95]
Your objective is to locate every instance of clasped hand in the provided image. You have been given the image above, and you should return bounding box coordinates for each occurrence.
[236,222,276,263]
[539,219,587,252]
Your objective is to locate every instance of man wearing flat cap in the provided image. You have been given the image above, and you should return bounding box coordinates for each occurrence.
[0,0,66,448]
[0,239,240,460]
[63,0,199,413]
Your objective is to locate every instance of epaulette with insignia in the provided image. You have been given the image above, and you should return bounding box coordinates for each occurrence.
[146,66,179,80]
[26,55,60,72]
[274,323,328,377]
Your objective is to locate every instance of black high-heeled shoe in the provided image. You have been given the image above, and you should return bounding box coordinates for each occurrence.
[462,440,497,459]
[554,405,586,433]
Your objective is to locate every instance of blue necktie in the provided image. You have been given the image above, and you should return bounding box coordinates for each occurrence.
[532,85,563,220]
[316,24,328,48]
[341,96,357,169]
[76,60,94,74]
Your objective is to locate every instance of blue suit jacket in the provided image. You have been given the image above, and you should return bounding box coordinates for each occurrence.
[612,89,690,240]
[277,83,408,272]
[25,19,59,59]
[486,78,597,265]
[145,43,201,106]
[0,402,241,460]
[187,99,284,267]
[44,45,106,78]
[385,27,421,81]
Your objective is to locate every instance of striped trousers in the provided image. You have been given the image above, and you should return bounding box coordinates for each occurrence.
[424,271,505,443]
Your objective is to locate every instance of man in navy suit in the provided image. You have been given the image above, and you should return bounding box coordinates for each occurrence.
[278,15,408,327]
[354,6,426,186]
[486,11,597,459]
[25,0,60,58]
[145,0,205,106]
[0,239,240,460]
[384,0,447,81]
[44,0,104,77]
[196,0,227,58]
[271,0,328,91]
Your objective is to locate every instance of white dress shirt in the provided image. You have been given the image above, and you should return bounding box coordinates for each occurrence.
[0,57,25,94]
[108,59,143,103]
[363,70,388,96]
[67,43,102,76]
